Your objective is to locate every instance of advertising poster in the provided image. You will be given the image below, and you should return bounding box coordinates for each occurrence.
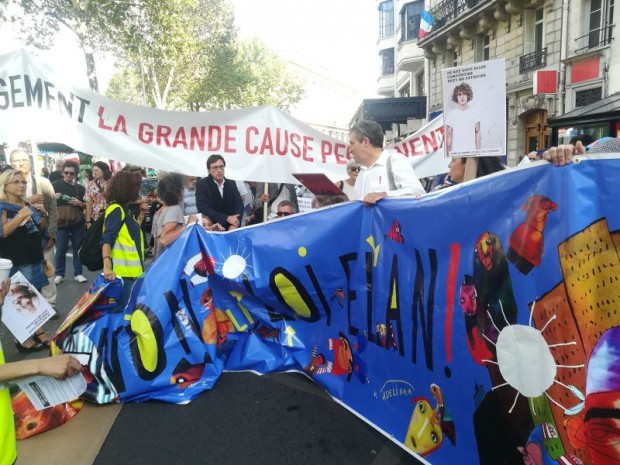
[441,59,506,158]
[1,272,55,343]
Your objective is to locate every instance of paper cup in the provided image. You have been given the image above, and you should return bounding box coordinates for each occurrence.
[0,258,12,286]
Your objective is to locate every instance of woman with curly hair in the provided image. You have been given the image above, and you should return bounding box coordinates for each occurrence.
[101,170,147,307]
[0,169,52,351]
[152,173,196,260]
[446,82,481,156]
[84,161,112,228]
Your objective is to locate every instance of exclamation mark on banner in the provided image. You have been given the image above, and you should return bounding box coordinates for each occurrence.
[444,243,461,377]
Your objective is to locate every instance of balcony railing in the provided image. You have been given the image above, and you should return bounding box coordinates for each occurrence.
[574,24,615,53]
[429,0,484,32]
[519,47,547,74]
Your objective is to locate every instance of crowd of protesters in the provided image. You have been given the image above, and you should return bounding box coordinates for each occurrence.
[0,123,611,348]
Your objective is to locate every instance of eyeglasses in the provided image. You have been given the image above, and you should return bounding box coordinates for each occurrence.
[349,166,360,173]
[63,171,76,176]
[10,180,27,186]
[11,159,29,165]
[209,164,225,171]
[276,211,293,217]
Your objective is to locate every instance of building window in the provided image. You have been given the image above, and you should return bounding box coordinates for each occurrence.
[588,0,614,48]
[415,71,424,96]
[399,84,411,97]
[379,1,394,38]
[445,50,458,67]
[575,87,603,107]
[534,7,544,52]
[380,48,395,76]
[475,34,490,62]
[400,1,423,42]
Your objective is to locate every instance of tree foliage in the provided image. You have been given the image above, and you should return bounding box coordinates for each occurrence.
[11,0,112,90]
[8,0,304,113]
[186,38,304,112]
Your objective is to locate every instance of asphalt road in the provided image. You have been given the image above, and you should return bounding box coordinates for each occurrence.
[3,259,424,465]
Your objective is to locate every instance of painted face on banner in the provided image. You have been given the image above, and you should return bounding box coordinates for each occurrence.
[404,398,443,456]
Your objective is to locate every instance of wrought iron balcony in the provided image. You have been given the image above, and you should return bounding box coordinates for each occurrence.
[429,0,484,32]
[519,48,547,74]
[574,24,614,53]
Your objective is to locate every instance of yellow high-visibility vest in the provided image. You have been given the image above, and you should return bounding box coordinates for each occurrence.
[0,341,17,465]
[104,204,144,278]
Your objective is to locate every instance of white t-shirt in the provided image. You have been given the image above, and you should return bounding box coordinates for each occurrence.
[445,105,481,155]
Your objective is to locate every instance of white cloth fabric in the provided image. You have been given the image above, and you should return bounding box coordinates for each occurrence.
[354,150,425,201]
[339,180,356,200]
[445,106,481,155]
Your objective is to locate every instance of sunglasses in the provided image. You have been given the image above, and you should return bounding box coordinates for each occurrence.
[63,171,76,176]
[276,211,293,217]
[10,180,27,186]
[349,166,360,173]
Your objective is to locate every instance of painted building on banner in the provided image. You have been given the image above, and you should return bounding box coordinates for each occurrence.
[370,0,619,165]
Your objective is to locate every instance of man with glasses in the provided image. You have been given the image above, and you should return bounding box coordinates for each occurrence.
[9,149,59,309]
[52,160,87,283]
[195,154,244,231]
[274,200,297,219]
[349,120,425,205]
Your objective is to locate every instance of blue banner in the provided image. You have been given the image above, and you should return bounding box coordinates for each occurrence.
[55,157,620,465]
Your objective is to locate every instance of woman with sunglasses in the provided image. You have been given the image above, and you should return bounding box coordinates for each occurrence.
[337,158,360,201]
[0,169,52,352]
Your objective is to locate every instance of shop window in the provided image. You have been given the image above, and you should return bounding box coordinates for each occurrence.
[575,87,602,107]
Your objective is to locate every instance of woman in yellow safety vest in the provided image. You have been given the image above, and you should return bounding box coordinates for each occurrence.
[101,170,147,307]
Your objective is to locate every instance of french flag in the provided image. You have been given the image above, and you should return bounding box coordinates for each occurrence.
[418,10,435,39]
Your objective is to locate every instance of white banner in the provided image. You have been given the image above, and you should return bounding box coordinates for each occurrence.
[0,48,350,184]
[388,115,450,178]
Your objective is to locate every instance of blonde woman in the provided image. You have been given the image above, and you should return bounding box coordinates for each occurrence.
[336,158,361,200]
[0,169,51,351]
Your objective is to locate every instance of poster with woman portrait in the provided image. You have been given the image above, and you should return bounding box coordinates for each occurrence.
[1,272,55,343]
[441,58,506,158]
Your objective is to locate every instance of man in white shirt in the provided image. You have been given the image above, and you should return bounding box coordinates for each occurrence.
[349,120,425,205]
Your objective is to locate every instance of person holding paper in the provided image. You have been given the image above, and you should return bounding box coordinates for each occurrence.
[10,149,58,312]
[0,279,81,465]
[0,169,52,351]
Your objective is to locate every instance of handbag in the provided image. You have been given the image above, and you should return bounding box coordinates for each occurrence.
[57,204,83,228]
[56,183,83,228]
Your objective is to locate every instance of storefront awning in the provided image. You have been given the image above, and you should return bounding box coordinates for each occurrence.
[548,92,620,127]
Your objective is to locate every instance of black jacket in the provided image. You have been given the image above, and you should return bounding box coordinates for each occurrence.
[195,176,244,228]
